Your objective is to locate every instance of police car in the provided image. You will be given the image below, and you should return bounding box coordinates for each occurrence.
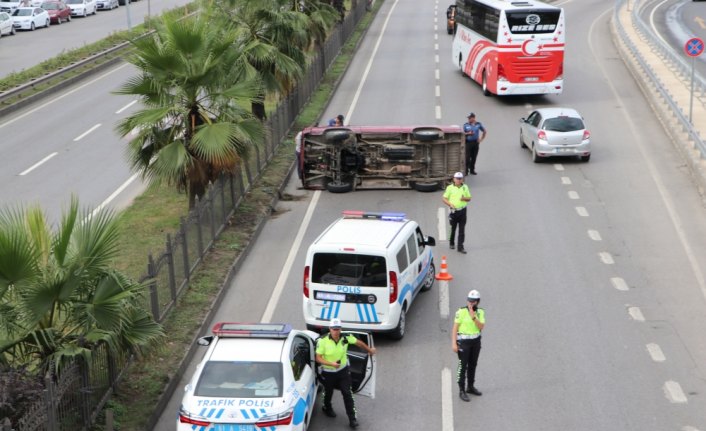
[177,323,376,431]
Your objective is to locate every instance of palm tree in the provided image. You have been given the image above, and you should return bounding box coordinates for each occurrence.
[210,0,331,120]
[0,197,163,373]
[115,16,264,209]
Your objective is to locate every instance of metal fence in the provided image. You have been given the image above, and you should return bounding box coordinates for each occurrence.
[3,1,369,429]
[614,0,705,158]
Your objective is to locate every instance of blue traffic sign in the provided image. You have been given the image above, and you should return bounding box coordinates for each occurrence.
[685,37,704,58]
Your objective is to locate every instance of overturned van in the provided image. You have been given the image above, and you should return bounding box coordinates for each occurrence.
[299,125,465,192]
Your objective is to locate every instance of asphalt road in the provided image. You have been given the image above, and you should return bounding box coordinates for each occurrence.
[0,0,192,77]
[156,0,706,430]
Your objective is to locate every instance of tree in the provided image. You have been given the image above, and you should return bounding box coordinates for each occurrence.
[209,0,332,120]
[115,16,264,209]
[0,197,163,374]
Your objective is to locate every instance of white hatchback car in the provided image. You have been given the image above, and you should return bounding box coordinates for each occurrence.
[0,11,15,35]
[65,0,94,16]
[519,107,591,162]
[11,6,48,30]
[177,322,375,431]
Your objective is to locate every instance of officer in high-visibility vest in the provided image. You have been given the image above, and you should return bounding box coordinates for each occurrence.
[316,318,376,429]
[451,289,485,402]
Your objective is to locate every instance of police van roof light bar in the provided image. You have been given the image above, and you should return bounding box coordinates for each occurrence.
[342,210,406,221]
[211,322,292,338]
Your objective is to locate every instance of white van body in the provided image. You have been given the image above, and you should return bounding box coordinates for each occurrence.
[302,211,436,339]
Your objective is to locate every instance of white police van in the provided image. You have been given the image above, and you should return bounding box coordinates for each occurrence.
[177,322,375,431]
[302,211,436,339]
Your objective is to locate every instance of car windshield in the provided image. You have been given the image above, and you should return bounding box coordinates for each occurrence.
[543,117,584,132]
[195,361,282,398]
[12,8,32,15]
[41,3,58,8]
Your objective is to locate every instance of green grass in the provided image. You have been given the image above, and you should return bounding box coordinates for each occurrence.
[91,1,384,428]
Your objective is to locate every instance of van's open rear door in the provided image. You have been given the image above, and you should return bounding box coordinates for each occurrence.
[346,331,376,398]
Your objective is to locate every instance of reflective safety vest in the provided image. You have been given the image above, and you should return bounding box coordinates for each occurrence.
[455,307,485,335]
[316,333,357,371]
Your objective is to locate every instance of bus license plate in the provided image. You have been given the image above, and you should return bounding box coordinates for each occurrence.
[524,77,539,82]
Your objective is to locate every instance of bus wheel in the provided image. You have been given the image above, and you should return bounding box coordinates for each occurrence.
[482,72,491,97]
[459,56,467,77]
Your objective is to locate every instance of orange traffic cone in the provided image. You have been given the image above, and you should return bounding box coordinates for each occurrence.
[435,255,453,281]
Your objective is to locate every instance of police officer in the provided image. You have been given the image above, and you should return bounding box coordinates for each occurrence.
[463,112,487,175]
[316,318,376,429]
[442,172,472,254]
[452,289,485,402]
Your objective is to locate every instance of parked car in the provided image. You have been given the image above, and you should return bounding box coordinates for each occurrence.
[11,6,49,30]
[519,107,591,162]
[41,0,70,23]
[446,4,456,34]
[95,0,116,10]
[0,10,15,35]
[65,0,95,16]
[0,0,22,13]
[177,322,375,431]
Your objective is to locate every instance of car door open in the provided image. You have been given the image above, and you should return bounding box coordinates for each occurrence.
[345,331,376,399]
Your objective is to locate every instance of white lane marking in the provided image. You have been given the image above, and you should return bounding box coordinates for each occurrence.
[435,69,440,80]
[438,207,447,241]
[649,0,671,47]
[589,7,706,302]
[435,43,439,50]
[611,277,629,291]
[261,190,321,323]
[435,85,440,97]
[439,279,449,319]
[588,230,602,241]
[87,173,140,221]
[434,33,438,41]
[561,176,572,185]
[345,0,402,123]
[0,63,130,130]
[599,252,614,264]
[115,100,137,114]
[436,106,442,120]
[682,426,701,431]
[663,381,688,403]
[73,123,102,142]
[19,152,58,176]
[553,164,564,171]
[441,368,454,431]
[435,54,439,63]
[628,306,645,321]
[575,206,589,217]
[568,191,579,199]
[646,343,666,362]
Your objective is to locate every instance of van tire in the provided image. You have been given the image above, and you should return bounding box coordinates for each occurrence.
[326,181,353,193]
[413,128,442,141]
[389,307,406,340]
[325,129,351,143]
[412,181,440,192]
[421,263,435,292]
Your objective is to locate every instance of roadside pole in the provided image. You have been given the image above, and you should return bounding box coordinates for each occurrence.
[684,37,704,124]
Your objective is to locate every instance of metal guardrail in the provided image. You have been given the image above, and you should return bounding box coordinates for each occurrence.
[614,0,705,158]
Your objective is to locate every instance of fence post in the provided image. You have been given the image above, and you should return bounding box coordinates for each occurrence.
[243,160,253,189]
[180,217,190,283]
[107,349,118,393]
[219,175,227,225]
[166,234,177,302]
[147,254,160,322]
[208,186,216,243]
[79,357,92,429]
[44,374,57,431]
[194,197,204,259]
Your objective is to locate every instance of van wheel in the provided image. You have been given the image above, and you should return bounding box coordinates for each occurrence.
[389,307,406,340]
[326,181,353,193]
[421,263,435,292]
[412,128,442,141]
[412,181,439,192]
[324,129,351,143]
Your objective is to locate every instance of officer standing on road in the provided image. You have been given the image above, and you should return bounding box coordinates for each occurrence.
[316,318,376,429]
[452,289,485,402]
[442,172,472,254]
[463,113,487,175]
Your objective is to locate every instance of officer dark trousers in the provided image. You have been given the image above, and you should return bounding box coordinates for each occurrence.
[456,337,482,391]
[322,368,357,419]
[449,207,467,248]
[466,141,479,173]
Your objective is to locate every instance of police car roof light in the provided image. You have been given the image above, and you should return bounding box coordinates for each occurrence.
[211,322,292,339]
[342,210,406,221]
